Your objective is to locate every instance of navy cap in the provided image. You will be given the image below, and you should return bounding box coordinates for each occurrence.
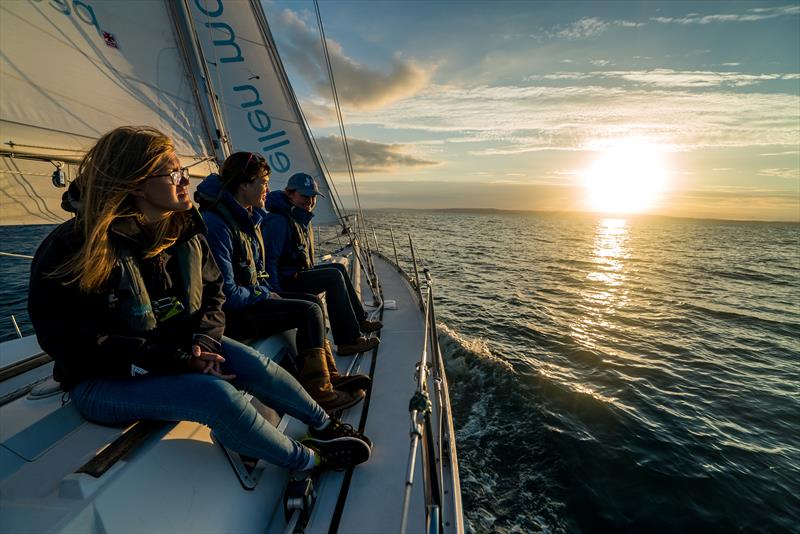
[286,172,325,197]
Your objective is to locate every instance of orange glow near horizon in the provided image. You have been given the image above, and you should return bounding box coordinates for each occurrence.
[582,141,669,214]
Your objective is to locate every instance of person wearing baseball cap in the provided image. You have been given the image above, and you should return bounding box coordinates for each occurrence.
[262,172,382,358]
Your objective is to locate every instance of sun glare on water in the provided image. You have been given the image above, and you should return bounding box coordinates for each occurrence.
[582,141,669,214]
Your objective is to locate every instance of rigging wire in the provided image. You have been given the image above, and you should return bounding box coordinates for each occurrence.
[312,1,371,244]
[249,0,350,232]
[310,0,380,292]
[291,81,349,224]
[306,0,377,296]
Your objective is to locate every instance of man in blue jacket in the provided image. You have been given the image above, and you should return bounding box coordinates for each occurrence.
[262,173,381,356]
[195,153,369,412]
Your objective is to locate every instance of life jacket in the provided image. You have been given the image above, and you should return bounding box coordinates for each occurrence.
[281,212,315,272]
[203,202,269,287]
[111,236,204,333]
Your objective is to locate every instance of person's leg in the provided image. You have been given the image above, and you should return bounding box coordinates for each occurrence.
[220,337,328,426]
[279,291,328,329]
[226,298,325,352]
[70,372,313,470]
[315,263,367,320]
[281,268,361,344]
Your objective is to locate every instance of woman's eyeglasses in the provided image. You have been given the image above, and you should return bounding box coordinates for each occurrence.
[148,167,190,186]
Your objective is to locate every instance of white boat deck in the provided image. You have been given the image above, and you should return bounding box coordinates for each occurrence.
[304,252,428,533]
[0,251,454,534]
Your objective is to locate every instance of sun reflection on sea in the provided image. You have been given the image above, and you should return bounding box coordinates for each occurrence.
[586,218,630,295]
[571,218,631,355]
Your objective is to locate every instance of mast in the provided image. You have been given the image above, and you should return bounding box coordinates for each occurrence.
[168,0,233,163]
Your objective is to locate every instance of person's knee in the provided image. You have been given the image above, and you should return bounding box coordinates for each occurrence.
[197,378,249,416]
[305,301,324,323]
[322,268,346,289]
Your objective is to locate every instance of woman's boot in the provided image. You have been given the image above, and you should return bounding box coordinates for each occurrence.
[324,339,371,392]
[298,347,364,413]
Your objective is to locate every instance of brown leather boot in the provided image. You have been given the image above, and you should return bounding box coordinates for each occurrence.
[324,340,371,392]
[298,348,365,413]
[336,336,380,356]
[360,318,383,333]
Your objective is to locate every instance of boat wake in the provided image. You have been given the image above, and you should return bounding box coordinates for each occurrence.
[437,323,565,533]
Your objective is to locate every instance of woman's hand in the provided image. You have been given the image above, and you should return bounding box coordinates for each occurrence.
[187,345,237,381]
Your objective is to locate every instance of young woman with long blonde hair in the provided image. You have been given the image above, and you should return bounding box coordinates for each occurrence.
[28,126,371,471]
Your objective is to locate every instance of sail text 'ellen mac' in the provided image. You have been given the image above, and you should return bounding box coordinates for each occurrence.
[196,0,293,175]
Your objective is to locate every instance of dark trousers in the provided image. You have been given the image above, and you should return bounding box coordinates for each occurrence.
[280,263,365,345]
[224,293,325,352]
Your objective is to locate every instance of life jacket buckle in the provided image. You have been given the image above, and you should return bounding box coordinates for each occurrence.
[152,297,185,322]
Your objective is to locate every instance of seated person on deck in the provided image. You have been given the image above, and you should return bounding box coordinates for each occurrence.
[261,173,382,356]
[194,151,370,413]
[28,126,371,473]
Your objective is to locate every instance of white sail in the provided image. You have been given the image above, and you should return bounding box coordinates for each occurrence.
[186,0,341,225]
[0,0,218,225]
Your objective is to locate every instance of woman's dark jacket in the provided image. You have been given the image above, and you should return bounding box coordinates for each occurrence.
[194,173,272,311]
[28,189,226,391]
[260,190,315,292]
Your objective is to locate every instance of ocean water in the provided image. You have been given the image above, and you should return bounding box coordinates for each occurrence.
[2,211,799,532]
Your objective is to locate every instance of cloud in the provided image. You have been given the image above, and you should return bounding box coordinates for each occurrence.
[527,69,798,88]
[315,135,438,173]
[651,4,800,24]
[343,82,800,154]
[550,17,644,40]
[757,168,800,179]
[554,17,610,39]
[276,9,433,110]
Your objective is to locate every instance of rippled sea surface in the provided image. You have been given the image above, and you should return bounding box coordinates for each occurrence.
[2,211,799,532]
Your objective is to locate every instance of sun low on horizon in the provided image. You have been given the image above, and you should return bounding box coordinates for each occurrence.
[580,140,670,215]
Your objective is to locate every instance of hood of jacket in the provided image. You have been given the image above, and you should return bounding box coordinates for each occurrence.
[61,180,82,214]
[195,173,264,232]
[264,190,314,227]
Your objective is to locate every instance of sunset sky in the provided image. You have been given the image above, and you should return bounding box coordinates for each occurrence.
[263,1,800,221]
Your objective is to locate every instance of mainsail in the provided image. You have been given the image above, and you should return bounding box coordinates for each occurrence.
[0,0,218,225]
[186,0,341,225]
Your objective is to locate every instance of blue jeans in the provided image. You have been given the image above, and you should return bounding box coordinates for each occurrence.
[280,263,366,345]
[70,337,327,470]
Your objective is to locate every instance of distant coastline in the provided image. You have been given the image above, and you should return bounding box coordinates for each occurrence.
[363,207,800,225]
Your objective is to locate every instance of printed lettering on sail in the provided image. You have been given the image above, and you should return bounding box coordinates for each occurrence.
[188,0,339,224]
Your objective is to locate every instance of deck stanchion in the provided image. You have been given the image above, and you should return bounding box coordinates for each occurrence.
[10,315,22,339]
[390,227,401,272]
[408,235,424,309]
[400,283,434,534]
[371,224,380,254]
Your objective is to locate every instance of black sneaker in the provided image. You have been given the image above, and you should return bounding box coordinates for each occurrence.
[302,437,371,471]
[306,418,373,449]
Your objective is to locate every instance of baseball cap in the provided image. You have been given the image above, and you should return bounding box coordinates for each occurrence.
[286,172,325,197]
